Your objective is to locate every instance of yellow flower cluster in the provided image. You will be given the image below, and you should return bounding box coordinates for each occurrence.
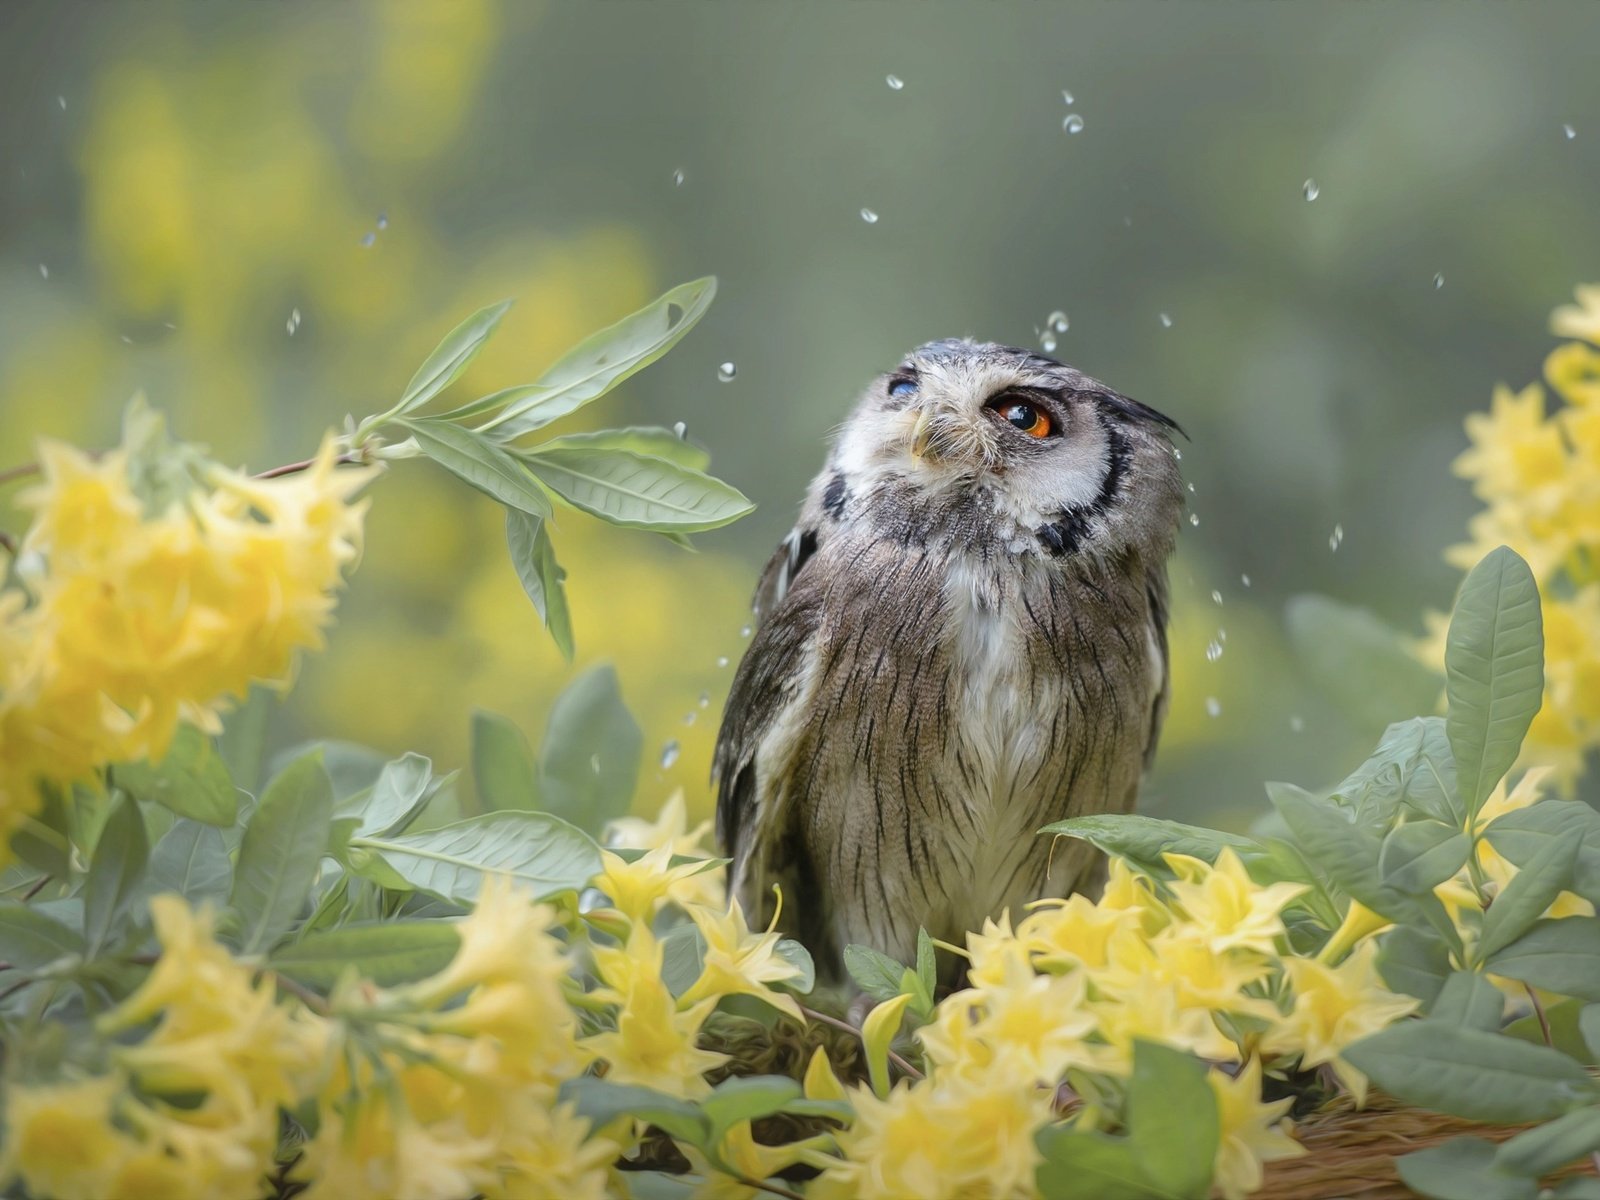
[0,426,373,857]
[1435,285,1600,783]
[813,850,1418,1200]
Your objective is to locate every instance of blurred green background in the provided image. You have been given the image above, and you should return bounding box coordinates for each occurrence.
[2,1,1597,829]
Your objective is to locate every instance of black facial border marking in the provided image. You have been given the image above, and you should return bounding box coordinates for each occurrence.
[1034,407,1134,557]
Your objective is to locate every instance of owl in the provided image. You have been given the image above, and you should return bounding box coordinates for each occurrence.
[712,338,1184,985]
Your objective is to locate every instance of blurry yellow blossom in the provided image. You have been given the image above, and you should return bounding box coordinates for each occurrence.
[1263,941,1418,1102]
[1163,848,1307,955]
[1546,340,1600,408]
[296,1085,491,1200]
[594,845,719,925]
[1551,284,1600,344]
[1089,978,1238,1072]
[679,894,805,1021]
[1018,891,1138,970]
[606,790,726,909]
[1207,1060,1305,1200]
[0,1075,132,1200]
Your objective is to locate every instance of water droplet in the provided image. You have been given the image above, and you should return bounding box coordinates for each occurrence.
[886,74,904,91]
[119,334,132,345]
[590,753,602,774]
[38,263,48,279]
[360,231,376,247]
[659,740,681,769]
[672,167,686,187]
[1433,272,1444,290]
[739,625,752,639]
[1188,513,1200,527]
[717,362,736,383]
[1302,178,1320,201]
[1186,482,1196,494]
[1159,312,1173,328]
[1329,523,1344,552]
[673,421,688,439]
[57,96,66,111]
[1240,573,1252,588]
[1039,330,1058,353]
[860,207,880,225]
[1210,590,1223,606]
[683,711,697,726]
[1289,714,1305,733]
[698,691,710,708]
[1062,113,1085,135]
[1563,123,1577,140]
[1047,310,1069,334]
[286,307,301,336]
[717,655,730,668]
[1061,89,1075,105]
[1205,697,1222,718]
[1205,640,1224,662]
[1217,628,1227,644]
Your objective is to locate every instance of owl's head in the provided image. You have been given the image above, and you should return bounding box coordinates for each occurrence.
[828,338,1185,558]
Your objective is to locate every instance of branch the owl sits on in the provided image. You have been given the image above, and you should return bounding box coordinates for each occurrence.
[713,339,1184,985]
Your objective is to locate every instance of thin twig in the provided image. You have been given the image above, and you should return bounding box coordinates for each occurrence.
[1525,984,1552,1046]
[253,452,363,480]
[799,1003,924,1081]
[0,530,16,557]
[21,876,50,902]
[261,968,331,1016]
[0,462,40,487]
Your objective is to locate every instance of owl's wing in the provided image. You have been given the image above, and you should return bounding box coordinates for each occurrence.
[1142,566,1172,769]
[713,522,827,926]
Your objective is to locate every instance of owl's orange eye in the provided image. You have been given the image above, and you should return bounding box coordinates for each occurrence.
[994,399,1055,439]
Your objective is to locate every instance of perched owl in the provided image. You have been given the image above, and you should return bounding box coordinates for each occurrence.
[713,339,1184,985]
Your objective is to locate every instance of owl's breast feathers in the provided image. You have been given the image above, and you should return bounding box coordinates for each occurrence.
[714,493,1169,977]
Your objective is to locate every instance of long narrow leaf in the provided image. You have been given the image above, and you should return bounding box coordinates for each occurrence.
[398,300,512,414]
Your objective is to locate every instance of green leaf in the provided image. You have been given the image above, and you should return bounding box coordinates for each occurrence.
[1128,1041,1219,1199]
[1285,595,1445,734]
[505,510,574,661]
[1486,917,1600,1001]
[539,665,641,834]
[471,711,540,812]
[13,785,73,879]
[217,686,273,793]
[1496,1107,1600,1176]
[148,819,232,903]
[1477,836,1580,963]
[348,811,601,905]
[1343,1020,1595,1123]
[658,922,705,997]
[535,426,712,472]
[1583,1005,1600,1060]
[1429,972,1506,1032]
[483,277,716,441]
[1445,546,1545,819]
[1270,783,1460,952]
[270,921,460,991]
[1331,717,1460,826]
[1379,821,1470,894]
[342,753,435,838]
[701,1075,802,1149]
[0,902,84,970]
[400,417,553,519]
[1035,1126,1168,1200]
[230,750,334,954]
[1377,925,1455,1007]
[1395,1138,1538,1200]
[775,938,815,996]
[620,1172,698,1200]
[560,1077,710,1145]
[522,446,753,532]
[1481,800,1600,903]
[1552,1179,1600,1200]
[1505,998,1594,1062]
[115,726,238,827]
[844,943,913,1004]
[398,299,512,414]
[1038,813,1265,876]
[83,794,149,955]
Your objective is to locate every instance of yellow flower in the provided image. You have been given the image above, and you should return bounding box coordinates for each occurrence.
[484,1097,618,1200]
[1088,978,1237,1073]
[295,1086,493,1200]
[1263,941,1418,1101]
[1551,284,1600,345]
[0,1075,133,1200]
[605,791,726,911]
[1163,848,1307,955]
[585,928,728,1098]
[1099,922,1276,1015]
[1546,340,1600,407]
[963,911,1031,988]
[678,894,804,1022]
[1208,1059,1305,1200]
[1455,382,1569,501]
[1018,891,1137,971]
[592,845,719,925]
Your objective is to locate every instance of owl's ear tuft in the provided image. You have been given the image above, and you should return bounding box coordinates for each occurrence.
[1094,390,1187,440]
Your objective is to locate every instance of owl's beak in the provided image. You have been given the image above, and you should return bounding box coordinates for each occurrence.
[908,409,935,460]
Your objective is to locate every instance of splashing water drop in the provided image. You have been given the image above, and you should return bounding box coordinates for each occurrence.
[886,74,904,91]
[1205,697,1222,718]
[377,213,389,231]
[1205,640,1223,663]
[1289,715,1306,733]
[1062,113,1085,135]
[1302,178,1320,201]
[717,362,737,383]
[717,655,730,668]
[1240,573,1252,588]
[286,307,301,336]
[860,207,879,224]
[57,96,66,111]
[1210,590,1223,606]
[1188,513,1200,527]
[1433,272,1444,290]
[659,741,681,769]
[1173,447,1182,460]
[38,264,48,279]
[672,167,686,187]
[673,421,688,438]
[360,231,376,248]
[1564,123,1577,140]
[1217,628,1227,644]
[1186,482,1196,494]
[1159,312,1173,328]
[683,711,697,727]
[1047,310,1069,334]
[739,625,752,639]
[1039,330,1058,353]
[1061,89,1075,105]
[699,691,710,708]
[1329,523,1344,552]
